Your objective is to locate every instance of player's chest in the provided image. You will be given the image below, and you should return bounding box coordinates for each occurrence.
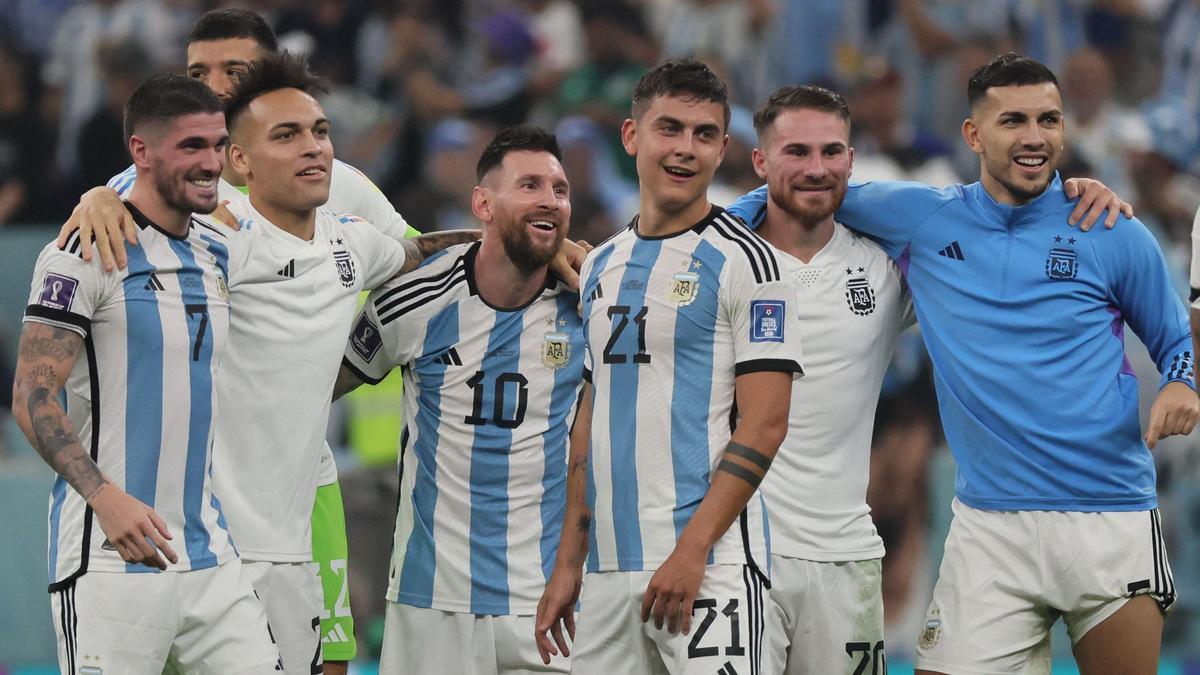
[786,259,900,362]
[117,258,231,359]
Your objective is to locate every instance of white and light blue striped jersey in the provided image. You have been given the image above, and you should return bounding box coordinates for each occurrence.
[342,242,585,615]
[579,205,804,575]
[27,203,236,590]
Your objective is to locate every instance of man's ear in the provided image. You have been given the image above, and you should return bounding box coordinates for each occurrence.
[961,118,983,155]
[471,185,492,223]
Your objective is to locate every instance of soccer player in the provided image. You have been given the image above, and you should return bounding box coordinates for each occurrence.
[334,125,584,674]
[12,74,281,673]
[736,52,1197,674]
[535,60,803,675]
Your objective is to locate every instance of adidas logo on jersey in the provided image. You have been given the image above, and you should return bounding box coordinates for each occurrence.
[588,281,604,302]
[322,623,351,644]
[277,259,296,278]
[937,241,965,261]
[437,348,463,366]
[144,274,165,292]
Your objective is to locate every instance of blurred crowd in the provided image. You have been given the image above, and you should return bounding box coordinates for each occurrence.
[3,0,1200,663]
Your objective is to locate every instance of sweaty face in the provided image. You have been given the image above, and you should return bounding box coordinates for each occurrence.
[231,88,333,213]
[145,112,228,215]
[755,108,852,226]
[965,83,1064,204]
[186,38,263,100]
[481,150,571,272]
[623,94,727,216]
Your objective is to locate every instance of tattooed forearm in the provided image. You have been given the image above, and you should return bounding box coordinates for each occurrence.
[716,459,765,489]
[725,441,773,472]
[398,230,482,274]
[569,456,587,475]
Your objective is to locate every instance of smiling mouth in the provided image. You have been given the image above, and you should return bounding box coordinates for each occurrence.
[664,166,696,178]
[297,167,327,177]
[1013,156,1047,170]
[190,177,216,189]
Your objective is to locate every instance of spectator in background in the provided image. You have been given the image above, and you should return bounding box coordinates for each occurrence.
[77,43,156,196]
[275,0,370,86]
[554,115,636,232]
[394,118,486,232]
[0,45,56,225]
[521,0,586,96]
[648,0,772,102]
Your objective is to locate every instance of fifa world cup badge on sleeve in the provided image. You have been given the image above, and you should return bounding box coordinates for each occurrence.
[542,325,570,369]
[351,314,383,361]
[750,300,785,343]
[40,273,79,311]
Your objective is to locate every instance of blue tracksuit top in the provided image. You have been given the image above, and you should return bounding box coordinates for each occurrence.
[728,175,1194,511]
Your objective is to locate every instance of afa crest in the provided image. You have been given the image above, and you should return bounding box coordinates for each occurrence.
[667,271,700,306]
[334,250,356,287]
[844,275,876,316]
[541,331,570,369]
[1045,247,1078,280]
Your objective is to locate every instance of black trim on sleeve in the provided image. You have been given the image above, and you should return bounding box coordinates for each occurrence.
[341,356,385,386]
[582,367,593,383]
[25,304,91,335]
[1191,287,1200,303]
[735,359,803,377]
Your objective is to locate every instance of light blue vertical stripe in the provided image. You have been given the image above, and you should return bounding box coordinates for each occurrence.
[122,242,163,573]
[47,476,68,582]
[538,294,585,583]
[669,241,724,546]
[468,310,524,614]
[609,238,661,570]
[580,245,614,574]
[167,237,217,568]
[398,306,458,606]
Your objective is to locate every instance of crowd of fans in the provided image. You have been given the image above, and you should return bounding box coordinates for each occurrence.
[2,0,1200,662]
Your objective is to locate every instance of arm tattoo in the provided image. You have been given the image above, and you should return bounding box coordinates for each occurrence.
[569,456,587,475]
[399,230,481,274]
[576,512,592,553]
[725,441,773,472]
[716,459,764,490]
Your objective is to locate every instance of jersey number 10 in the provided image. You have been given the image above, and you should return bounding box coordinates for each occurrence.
[464,371,529,428]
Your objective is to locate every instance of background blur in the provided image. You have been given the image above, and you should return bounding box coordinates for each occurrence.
[1,0,1199,672]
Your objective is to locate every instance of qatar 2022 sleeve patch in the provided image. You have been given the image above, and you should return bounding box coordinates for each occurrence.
[39,273,79,312]
[749,300,785,343]
[350,314,383,362]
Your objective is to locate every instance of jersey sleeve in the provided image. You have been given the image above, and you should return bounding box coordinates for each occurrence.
[1189,206,1200,309]
[343,278,422,384]
[329,160,422,241]
[836,181,952,259]
[721,257,804,378]
[344,217,408,291]
[726,186,769,230]
[23,244,113,336]
[1106,218,1195,390]
[107,165,138,197]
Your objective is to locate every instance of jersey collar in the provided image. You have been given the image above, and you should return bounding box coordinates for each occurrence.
[971,173,1068,227]
[124,201,193,241]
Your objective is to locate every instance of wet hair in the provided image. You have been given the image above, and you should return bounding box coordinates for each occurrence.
[631,59,730,130]
[967,52,1058,108]
[476,125,563,183]
[753,85,850,138]
[124,73,223,146]
[187,9,278,53]
[223,52,328,132]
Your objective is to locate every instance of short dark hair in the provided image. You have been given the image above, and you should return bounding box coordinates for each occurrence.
[124,73,224,146]
[187,9,278,53]
[967,52,1059,107]
[632,59,730,131]
[224,52,328,132]
[476,125,563,183]
[753,85,850,138]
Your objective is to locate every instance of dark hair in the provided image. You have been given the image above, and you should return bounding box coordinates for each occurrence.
[632,59,730,131]
[967,52,1058,107]
[187,9,278,53]
[476,125,563,182]
[753,85,850,137]
[223,52,328,132]
[124,73,224,146]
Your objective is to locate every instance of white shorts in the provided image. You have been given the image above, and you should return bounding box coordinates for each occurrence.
[573,564,768,675]
[765,556,885,675]
[244,560,324,674]
[50,559,280,674]
[916,499,1176,675]
[379,601,570,674]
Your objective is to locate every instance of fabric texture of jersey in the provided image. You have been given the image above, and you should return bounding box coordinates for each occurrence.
[729,176,1194,512]
[759,224,909,562]
[1190,206,1200,309]
[343,242,585,615]
[30,206,236,588]
[579,205,803,574]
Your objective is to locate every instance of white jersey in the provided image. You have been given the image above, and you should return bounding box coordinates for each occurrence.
[579,206,804,575]
[109,167,409,562]
[763,223,913,562]
[28,204,237,589]
[343,242,585,614]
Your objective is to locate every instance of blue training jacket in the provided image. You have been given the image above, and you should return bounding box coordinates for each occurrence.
[728,175,1194,511]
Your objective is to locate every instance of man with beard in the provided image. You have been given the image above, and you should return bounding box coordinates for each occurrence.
[12,74,281,672]
[333,125,584,674]
[734,53,1197,674]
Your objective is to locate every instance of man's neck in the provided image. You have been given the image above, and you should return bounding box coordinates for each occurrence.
[757,199,835,263]
[636,193,712,237]
[126,182,191,236]
[249,192,316,241]
[474,238,549,309]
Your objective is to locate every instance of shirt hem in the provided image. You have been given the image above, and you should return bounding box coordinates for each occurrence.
[957,494,1157,512]
[388,592,537,616]
[769,545,885,563]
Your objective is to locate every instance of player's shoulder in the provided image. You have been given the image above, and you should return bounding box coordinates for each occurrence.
[190,215,232,243]
[838,223,891,261]
[328,159,385,204]
[368,242,474,326]
[106,164,138,197]
[700,207,787,283]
